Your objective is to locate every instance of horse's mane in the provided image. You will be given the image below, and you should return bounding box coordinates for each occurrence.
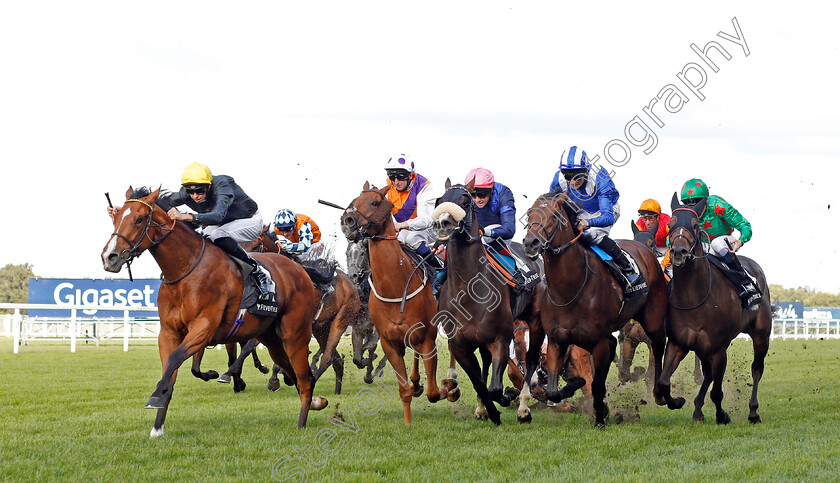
[538,190,580,237]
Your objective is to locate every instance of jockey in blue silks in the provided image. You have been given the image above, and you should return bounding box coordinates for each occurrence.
[549,146,642,294]
[467,167,517,270]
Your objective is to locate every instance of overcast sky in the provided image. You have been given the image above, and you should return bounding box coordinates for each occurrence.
[1,1,838,293]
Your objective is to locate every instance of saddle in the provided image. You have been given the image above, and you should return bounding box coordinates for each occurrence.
[588,245,649,298]
[484,243,540,292]
[230,257,279,318]
[708,254,762,309]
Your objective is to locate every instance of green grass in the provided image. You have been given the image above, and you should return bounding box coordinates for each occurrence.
[1,337,839,482]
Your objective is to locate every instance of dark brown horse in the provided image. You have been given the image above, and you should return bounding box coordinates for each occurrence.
[624,221,703,387]
[241,225,361,395]
[101,187,325,436]
[432,180,548,424]
[522,192,667,427]
[654,194,772,424]
[341,182,458,424]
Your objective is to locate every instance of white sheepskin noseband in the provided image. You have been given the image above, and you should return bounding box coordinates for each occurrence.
[432,202,466,222]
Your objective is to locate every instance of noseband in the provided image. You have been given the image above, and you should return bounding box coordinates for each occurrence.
[669,208,707,260]
[344,190,396,241]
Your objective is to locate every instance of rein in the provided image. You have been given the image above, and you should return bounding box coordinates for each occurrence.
[161,237,206,285]
[545,250,591,307]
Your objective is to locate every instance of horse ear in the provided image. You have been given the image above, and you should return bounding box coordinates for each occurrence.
[445,178,451,189]
[363,181,370,191]
[630,220,639,235]
[148,186,161,203]
[465,177,476,192]
[694,196,707,217]
[125,186,134,199]
[379,185,390,197]
[670,192,681,211]
[650,220,659,233]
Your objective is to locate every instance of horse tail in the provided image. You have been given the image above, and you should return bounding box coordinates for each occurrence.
[301,259,337,286]
[770,300,780,317]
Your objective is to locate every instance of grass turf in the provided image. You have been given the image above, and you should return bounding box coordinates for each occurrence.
[1,337,839,481]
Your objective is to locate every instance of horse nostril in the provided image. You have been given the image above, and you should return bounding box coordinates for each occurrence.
[343,216,355,227]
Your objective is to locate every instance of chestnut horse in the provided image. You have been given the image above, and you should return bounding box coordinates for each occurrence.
[654,194,772,424]
[341,182,458,424]
[240,225,361,395]
[101,187,324,436]
[522,192,667,427]
[431,180,548,424]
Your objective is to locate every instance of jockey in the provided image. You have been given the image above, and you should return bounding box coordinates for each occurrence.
[467,167,516,244]
[680,178,760,306]
[155,162,272,295]
[384,153,443,270]
[636,199,672,273]
[269,209,323,256]
[549,146,643,295]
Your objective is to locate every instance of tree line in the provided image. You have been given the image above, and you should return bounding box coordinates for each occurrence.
[1,263,838,310]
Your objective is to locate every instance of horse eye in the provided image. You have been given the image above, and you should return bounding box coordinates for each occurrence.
[372,201,380,207]
[133,216,145,225]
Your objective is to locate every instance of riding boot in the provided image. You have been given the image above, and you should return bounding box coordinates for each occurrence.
[721,251,761,308]
[216,237,272,295]
[432,269,447,297]
[596,236,641,291]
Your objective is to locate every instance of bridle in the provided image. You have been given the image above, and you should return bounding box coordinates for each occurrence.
[668,207,713,310]
[110,198,176,281]
[439,185,483,243]
[343,190,397,242]
[525,196,582,255]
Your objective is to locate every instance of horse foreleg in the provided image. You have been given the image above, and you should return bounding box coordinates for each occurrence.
[450,343,502,425]
[693,356,713,422]
[709,350,730,424]
[417,335,444,403]
[148,326,212,410]
[748,327,770,424]
[565,345,593,397]
[378,339,414,424]
[655,342,688,410]
[517,323,544,424]
[410,352,423,398]
[190,346,219,381]
[448,353,458,381]
[149,329,182,438]
[617,331,635,383]
[249,341,269,374]
[487,337,510,405]
[270,319,317,429]
[590,337,615,427]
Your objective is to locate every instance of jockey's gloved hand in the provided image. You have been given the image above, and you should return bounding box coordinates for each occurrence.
[483,227,494,237]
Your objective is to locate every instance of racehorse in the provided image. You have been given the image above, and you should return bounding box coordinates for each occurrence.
[432,180,548,424]
[624,221,702,387]
[240,225,361,395]
[341,182,458,424]
[345,238,393,383]
[101,187,325,436]
[654,194,772,424]
[522,192,668,427]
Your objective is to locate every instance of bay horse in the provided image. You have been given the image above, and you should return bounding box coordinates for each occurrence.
[341,182,458,424]
[101,187,325,436]
[522,192,667,427]
[624,221,703,387]
[432,180,549,424]
[239,225,361,395]
[654,194,772,424]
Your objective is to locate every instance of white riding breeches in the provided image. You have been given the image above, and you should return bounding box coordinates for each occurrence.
[201,211,264,243]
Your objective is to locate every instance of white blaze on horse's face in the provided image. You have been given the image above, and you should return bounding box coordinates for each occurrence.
[102,207,132,271]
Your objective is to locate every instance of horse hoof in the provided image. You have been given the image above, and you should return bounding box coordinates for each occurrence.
[363,373,374,385]
[447,368,459,380]
[693,413,705,422]
[259,365,270,374]
[412,383,424,398]
[716,411,731,425]
[669,397,686,410]
[749,414,762,424]
[218,374,231,384]
[149,427,164,438]
[447,387,461,403]
[283,374,294,386]
[267,380,280,392]
[206,370,220,380]
[517,411,532,424]
[594,420,606,429]
[474,410,488,421]
[654,395,667,406]
[311,397,328,410]
[145,396,165,409]
[234,380,246,393]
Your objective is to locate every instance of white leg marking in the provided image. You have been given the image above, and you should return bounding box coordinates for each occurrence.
[149,426,164,438]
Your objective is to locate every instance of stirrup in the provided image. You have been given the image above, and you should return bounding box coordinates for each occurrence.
[253,266,271,295]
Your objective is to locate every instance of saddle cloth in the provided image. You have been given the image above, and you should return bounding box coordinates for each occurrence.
[588,245,649,298]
